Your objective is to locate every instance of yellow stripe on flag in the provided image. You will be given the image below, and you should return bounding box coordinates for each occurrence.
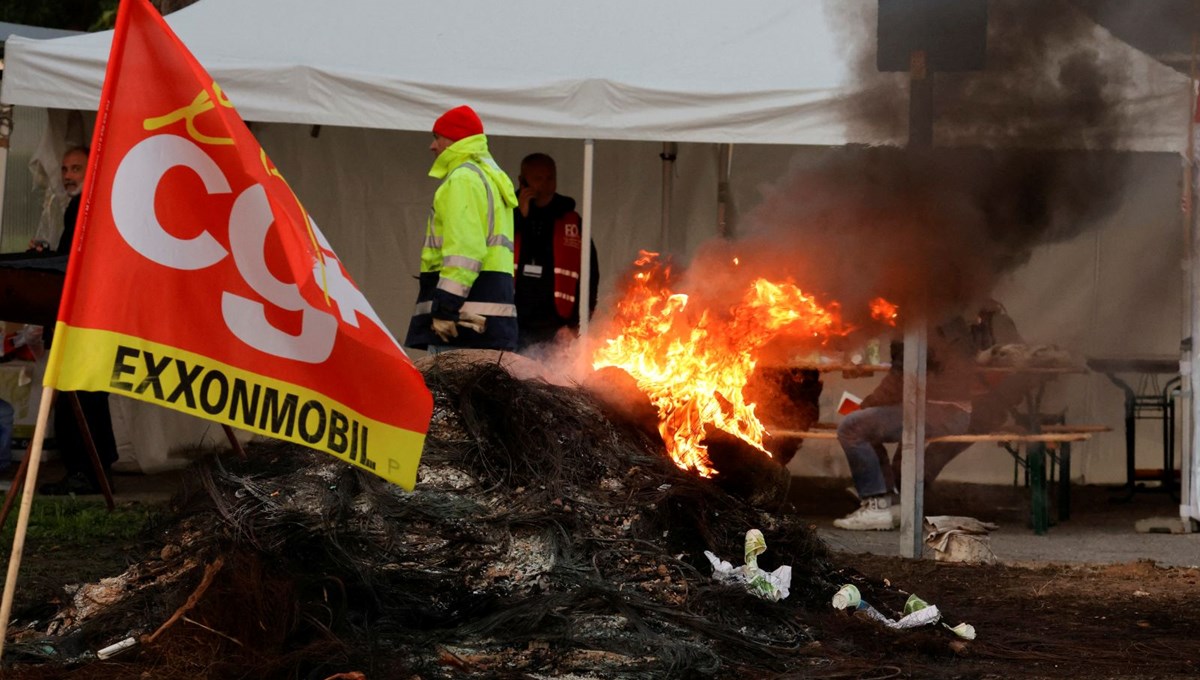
[45,323,425,490]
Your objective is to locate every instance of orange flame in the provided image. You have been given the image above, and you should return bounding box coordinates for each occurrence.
[593,252,846,477]
[870,297,899,326]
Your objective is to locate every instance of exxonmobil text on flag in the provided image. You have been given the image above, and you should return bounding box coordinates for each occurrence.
[45,0,432,489]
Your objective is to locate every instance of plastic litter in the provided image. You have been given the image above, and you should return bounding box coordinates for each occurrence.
[97,636,139,660]
[831,584,975,635]
[831,584,861,610]
[924,515,999,563]
[704,529,792,602]
[945,622,977,639]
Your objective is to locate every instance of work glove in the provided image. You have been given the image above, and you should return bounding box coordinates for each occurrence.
[431,318,459,343]
[457,312,487,334]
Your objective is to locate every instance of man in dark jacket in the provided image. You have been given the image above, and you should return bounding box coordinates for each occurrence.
[513,153,599,351]
[37,146,122,495]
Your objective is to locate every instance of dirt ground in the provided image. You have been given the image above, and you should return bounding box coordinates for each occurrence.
[825,554,1200,679]
[791,477,1200,679]
[6,522,1198,676]
[3,463,1199,678]
[9,517,1197,679]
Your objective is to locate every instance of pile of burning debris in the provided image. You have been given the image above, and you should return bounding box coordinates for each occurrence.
[0,352,957,679]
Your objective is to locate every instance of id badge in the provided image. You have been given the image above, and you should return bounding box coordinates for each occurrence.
[523,264,544,278]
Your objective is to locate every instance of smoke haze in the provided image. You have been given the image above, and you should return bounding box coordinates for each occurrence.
[677,0,1148,328]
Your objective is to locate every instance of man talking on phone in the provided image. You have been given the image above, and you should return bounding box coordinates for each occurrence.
[512,153,599,352]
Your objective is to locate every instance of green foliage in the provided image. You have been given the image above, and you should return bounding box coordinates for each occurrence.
[0,498,158,549]
[0,0,119,32]
[90,3,120,31]
[0,0,205,34]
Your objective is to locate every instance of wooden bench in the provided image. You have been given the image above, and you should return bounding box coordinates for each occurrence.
[927,432,1099,534]
[770,428,838,440]
[771,425,1109,534]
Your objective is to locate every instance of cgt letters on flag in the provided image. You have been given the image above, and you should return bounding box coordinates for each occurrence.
[45,0,432,489]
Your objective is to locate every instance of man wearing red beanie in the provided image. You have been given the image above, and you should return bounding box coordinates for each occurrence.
[405,105,519,352]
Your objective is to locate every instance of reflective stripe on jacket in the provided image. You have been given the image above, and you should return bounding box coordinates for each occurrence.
[405,134,518,350]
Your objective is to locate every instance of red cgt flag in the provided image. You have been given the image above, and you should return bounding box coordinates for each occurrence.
[45,0,433,489]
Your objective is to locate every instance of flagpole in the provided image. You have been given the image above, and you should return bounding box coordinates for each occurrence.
[0,386,56,660]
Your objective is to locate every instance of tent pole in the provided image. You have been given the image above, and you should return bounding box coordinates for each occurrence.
[660,142,677,251]
[717,143,735,239]
[1185,32,1199,528]
[580,139,594,340]
[0,105,12,241]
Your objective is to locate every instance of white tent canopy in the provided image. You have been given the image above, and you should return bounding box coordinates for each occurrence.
[0,0,1192,151]
[3,0,894,145]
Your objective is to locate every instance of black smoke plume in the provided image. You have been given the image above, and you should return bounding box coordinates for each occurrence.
[692,1,1148,325]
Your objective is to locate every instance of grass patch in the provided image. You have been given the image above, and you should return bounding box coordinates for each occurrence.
[0,498,160,547]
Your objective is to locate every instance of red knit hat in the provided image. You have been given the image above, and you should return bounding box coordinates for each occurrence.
[432,105,484,141]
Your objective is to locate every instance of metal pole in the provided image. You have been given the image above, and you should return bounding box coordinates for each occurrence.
[1186,32,1200,528]
[899,319,928,557]
[0,105,12,242]
[717,143,735,239]
[660,142,677,251]
[900,49,933,558]
[580,139,594,339]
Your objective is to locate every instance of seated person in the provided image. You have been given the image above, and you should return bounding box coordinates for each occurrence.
[0,324,42,475]
[833,301,1024,531]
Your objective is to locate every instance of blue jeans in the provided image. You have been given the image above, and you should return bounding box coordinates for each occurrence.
[837,403,972,498]
[0,398,13,472]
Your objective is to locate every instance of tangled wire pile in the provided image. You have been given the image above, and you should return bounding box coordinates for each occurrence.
[4,354,871,679]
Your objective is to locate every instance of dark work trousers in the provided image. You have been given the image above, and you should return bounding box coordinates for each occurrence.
[54,390,119,481]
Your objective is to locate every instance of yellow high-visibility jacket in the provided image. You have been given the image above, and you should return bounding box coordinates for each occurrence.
[405,134,518,350]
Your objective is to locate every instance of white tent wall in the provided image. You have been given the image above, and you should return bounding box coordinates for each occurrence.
[246,124,1185,487]
[0,114,728,473]
[767,150,1186,485]
[643,142,1184,487]
[0,129,1188,486]
[251,124,726,331]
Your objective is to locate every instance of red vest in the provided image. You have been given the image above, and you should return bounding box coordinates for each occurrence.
[514,211,583,320]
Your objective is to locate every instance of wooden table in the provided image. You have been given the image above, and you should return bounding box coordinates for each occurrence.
[0,253,66,327]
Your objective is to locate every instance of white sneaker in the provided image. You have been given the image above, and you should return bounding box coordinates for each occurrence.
[833,496,899,531]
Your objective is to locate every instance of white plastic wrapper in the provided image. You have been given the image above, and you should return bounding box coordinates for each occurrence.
[703,529,792,602]
[831,585,971,634]
[946,622,977,640]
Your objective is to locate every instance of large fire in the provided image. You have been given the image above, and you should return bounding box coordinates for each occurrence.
[592,252,850,477]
